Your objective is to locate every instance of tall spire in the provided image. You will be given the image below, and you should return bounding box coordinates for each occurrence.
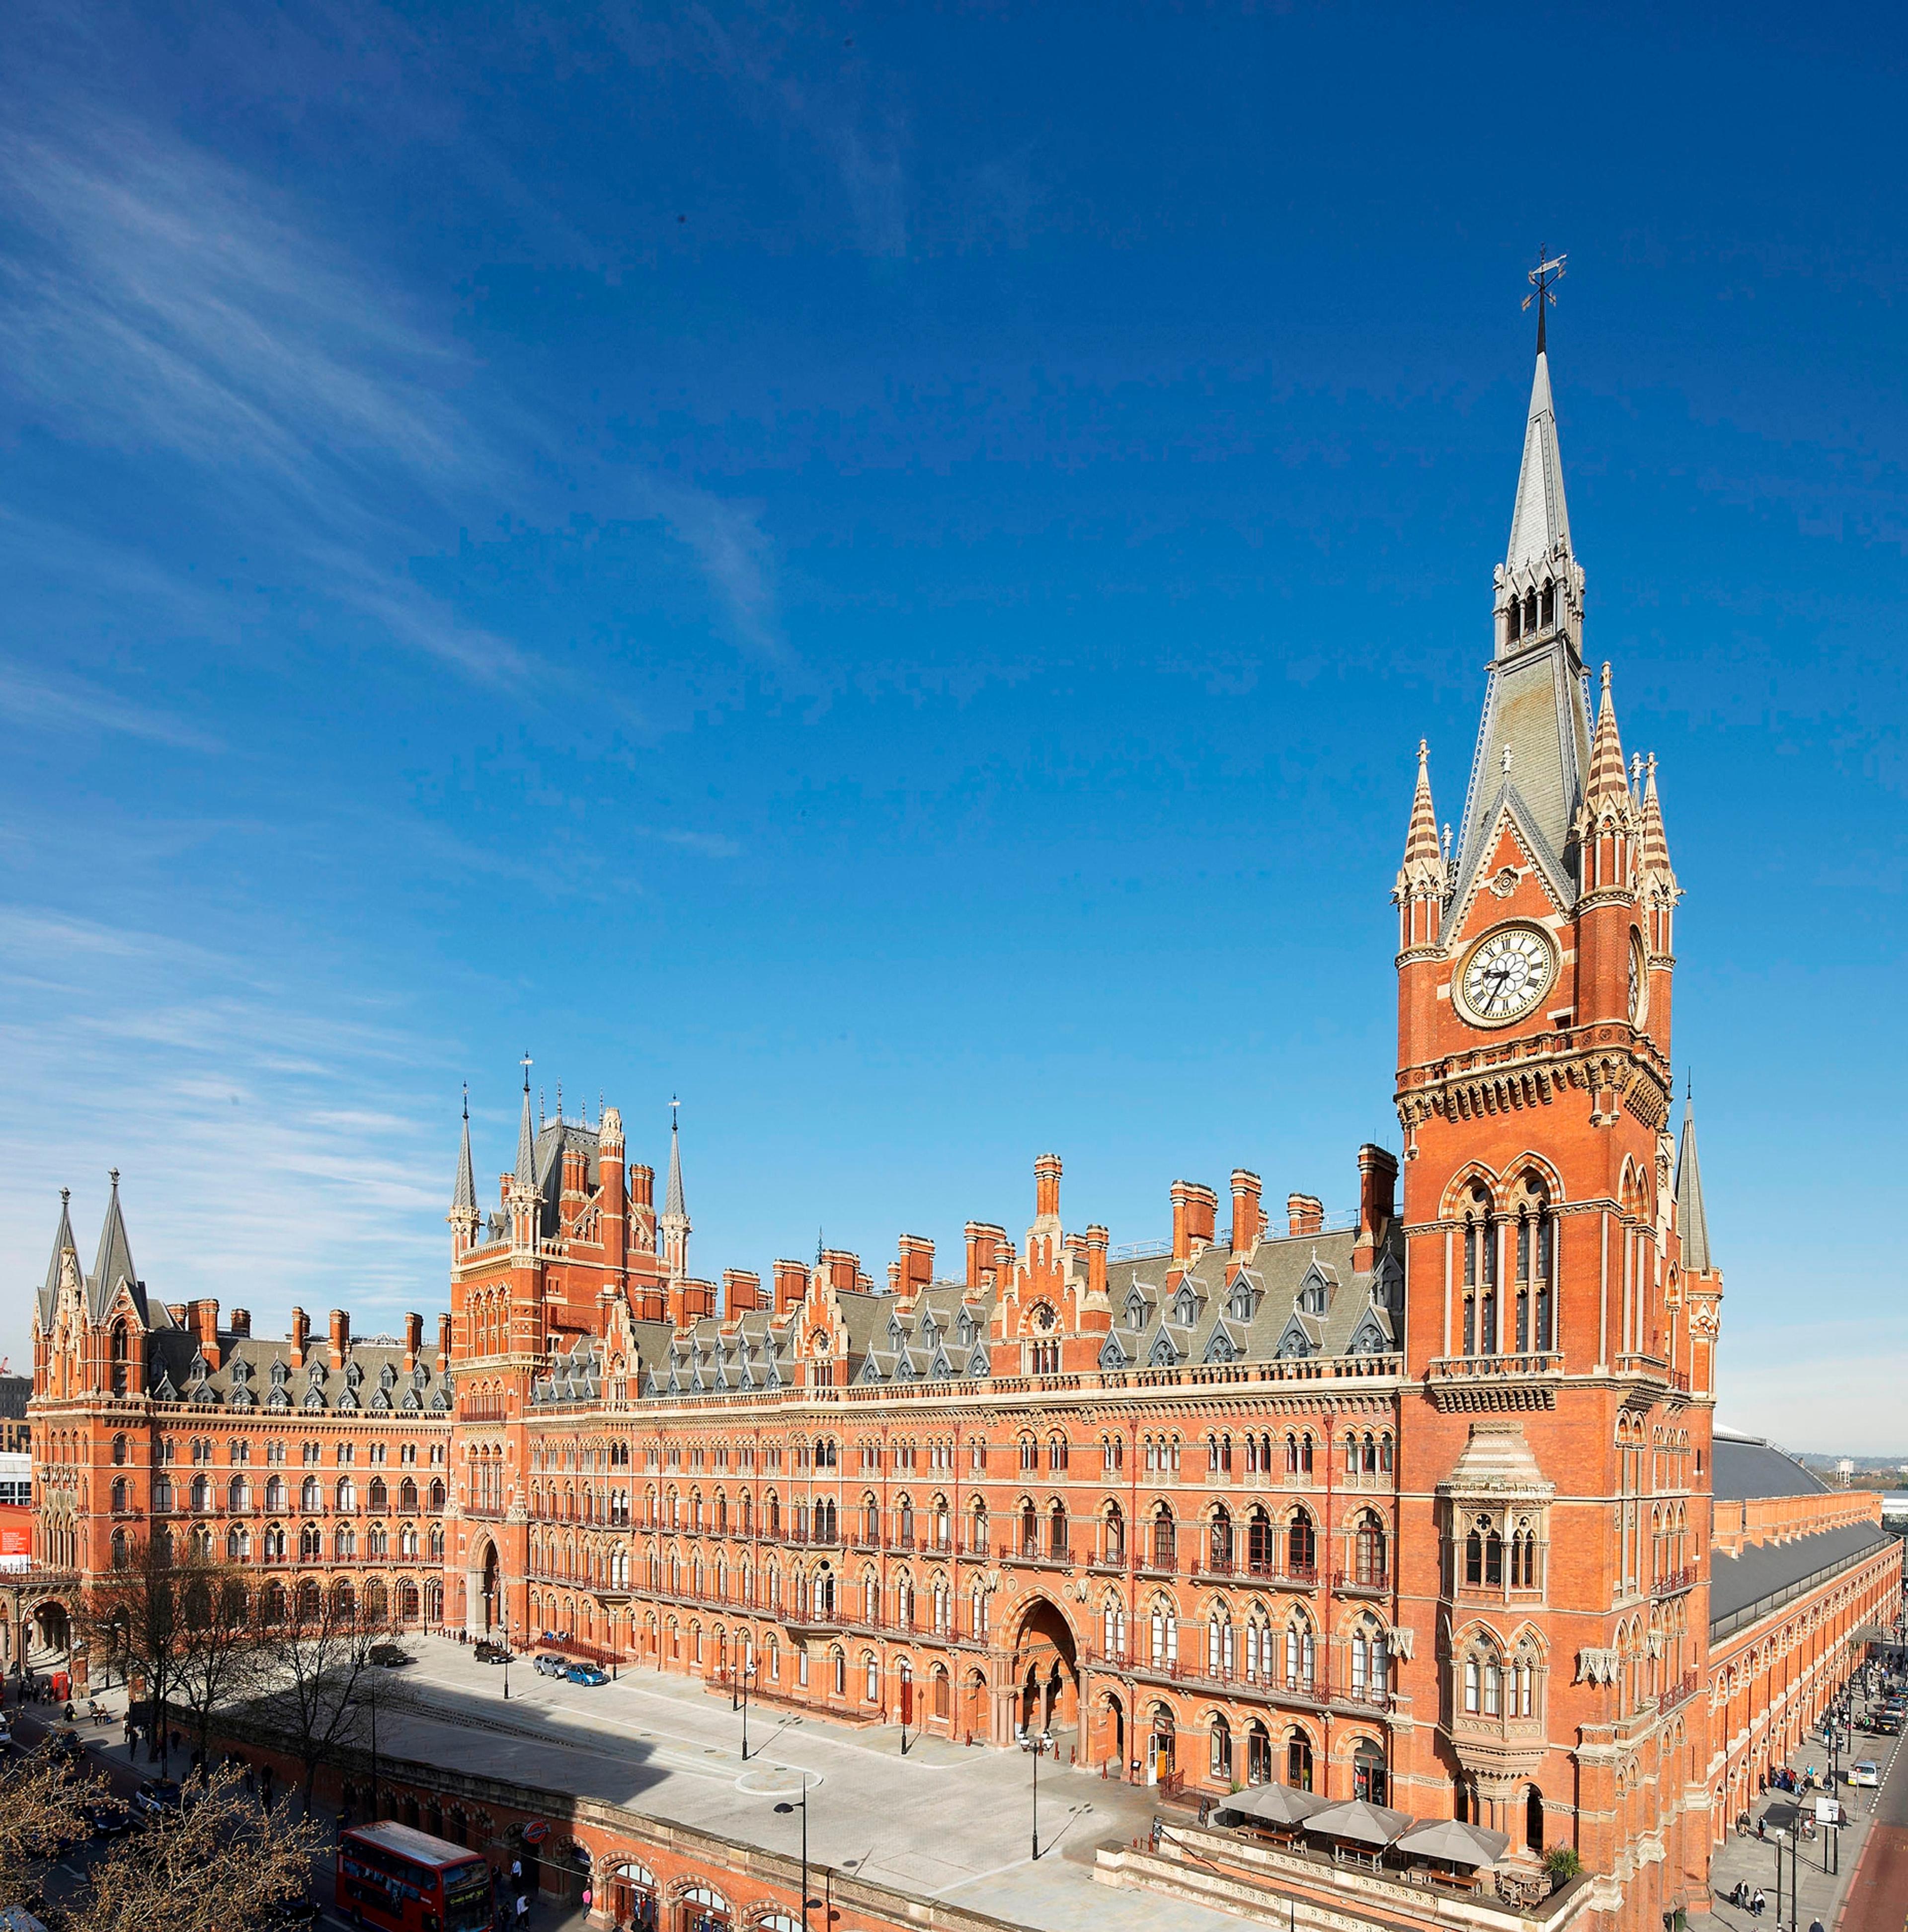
[1394,739,1450,953]
[1402,740,1441,871]
[1450,331,1592,910]
[1675,1088,1712,1274]
[664,1096,687,1220]
[451,1084,477,1215]
[514,1052,536,1191]
[1505,343,1573,578]
[659,1096,691,1280]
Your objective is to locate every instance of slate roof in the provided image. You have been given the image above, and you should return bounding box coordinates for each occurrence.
[852,1282,996,1387]
[1711,1433,1827,1503]
[1097,1225,1402,1373]
[142,1327,449,1415]
[1711,1521,1900,1638]
[1675,1098,1712,1273]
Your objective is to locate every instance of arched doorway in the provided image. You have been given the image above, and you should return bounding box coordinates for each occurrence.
[1146,1702,1176,1786]
[1525,1785,1545,1852]
[1007,1597,1080,1752]
[467,1539,500,1634]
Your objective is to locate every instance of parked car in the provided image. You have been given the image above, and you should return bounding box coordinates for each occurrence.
[368,1644,412,1669]
[260,1900,321,1930]
[131,1778,182,1817]
[563,1664,608,1687]
[474,1640,512,1665]
[46,1730,83,1761]
[81,1799,135,1839]
[1848,1761,1880,1788]
[533,1654,569,1678]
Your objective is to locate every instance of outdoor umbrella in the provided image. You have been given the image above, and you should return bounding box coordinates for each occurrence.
[1303,1798,1415,1848]
[1228,1785,1333,1827]
[1393,1819,1511,1868]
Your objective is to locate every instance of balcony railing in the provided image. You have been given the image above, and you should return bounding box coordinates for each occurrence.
[1333,1567,1390,1596]
[1652,1564,1699,1599]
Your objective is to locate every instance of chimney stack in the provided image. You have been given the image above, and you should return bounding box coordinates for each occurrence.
[964,1221,1009,1289]
[1084,1224,1109,1304]
[403,1311,423,1373]
[1287,1193,1325,1238]
[1352,1145,1400,1273]
[820,1248,862,1294]
[1230,1170,1264,1258]
[1171,1181,1217,1261]
[1034,1153,1062,1222]
[289,1306,309,1369]
[328,1309,349,1369]
[193,1299,221,1372]
[772,1259,809,1316]
[897,1234,935,1296]
[723,1268,764,1315]
[228,1308,251,1339]
[437,1311,452,1363]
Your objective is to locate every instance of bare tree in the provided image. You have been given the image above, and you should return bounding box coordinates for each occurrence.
[258,1581,393,1814]
[0,1753,97,1915]
[73,1761,321,1932]
[173,1568,273,1770]
[78,1534,193,1775]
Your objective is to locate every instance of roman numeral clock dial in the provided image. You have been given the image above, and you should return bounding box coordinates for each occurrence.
[1456,923,1556,1026]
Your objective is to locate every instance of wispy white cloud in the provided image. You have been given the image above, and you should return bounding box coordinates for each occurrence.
[0,662,225,752]
[0,904,458,1365]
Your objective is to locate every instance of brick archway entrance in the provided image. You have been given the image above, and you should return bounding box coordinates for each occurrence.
[1000,1594,1079,1753]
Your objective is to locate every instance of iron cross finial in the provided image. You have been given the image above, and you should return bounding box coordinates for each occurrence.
[1523,248,1567,354]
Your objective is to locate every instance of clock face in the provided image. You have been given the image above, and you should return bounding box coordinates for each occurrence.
[1458,924,1556,1026]
[1628,932,1647,1024]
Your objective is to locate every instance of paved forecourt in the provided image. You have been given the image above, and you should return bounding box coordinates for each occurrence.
[344,1636,1228,1932]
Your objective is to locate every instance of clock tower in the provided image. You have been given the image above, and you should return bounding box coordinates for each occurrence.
[1389,331,1712,1932]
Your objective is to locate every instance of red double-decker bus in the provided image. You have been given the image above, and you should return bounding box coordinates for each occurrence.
[336,1820,495,1932]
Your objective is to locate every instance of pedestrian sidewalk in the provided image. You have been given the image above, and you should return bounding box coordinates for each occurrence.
[1706,1721,1900,1932]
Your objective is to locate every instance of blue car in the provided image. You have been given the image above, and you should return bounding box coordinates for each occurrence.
[563,1664,608,1686]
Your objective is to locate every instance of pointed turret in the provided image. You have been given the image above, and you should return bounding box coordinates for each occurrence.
[1394,740,1450,955]
[513,1061,536,1192]
[36,1189,80,1333]
[1450,343,1591,912]
[1639,753,1671,878]
[450,1085,480,1256]
[88,1169,150,1325]
[1675,1093,1712,1274]
[1584,664,1632,815]
[660,1098,691,1280]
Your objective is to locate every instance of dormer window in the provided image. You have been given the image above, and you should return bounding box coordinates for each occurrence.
[1301,1280,1326,1316]
[1174,1290,1196,1326]
[1230,1288,1253,1322]
[1124,1294,1146,1332]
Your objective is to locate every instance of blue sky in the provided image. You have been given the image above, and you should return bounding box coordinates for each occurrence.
[3,2,1904,1450]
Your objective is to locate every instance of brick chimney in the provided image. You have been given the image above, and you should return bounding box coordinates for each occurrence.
[772,1260,809,1316]
[165,1303,188,1328]
[1034,1154,1062,1221]
[438,1311,453,1362]
[561,1141,587,1199]
[289,1306,309,1369]
[1171,1181,1217,1261]
[1287,1193,1325,1238]
[328,1309,350,1369]
[820,1248,861,1294]
[723,1269,764,1315]
[629,1162,656,1253]
[403,1312,423,1374]
[1230,1170,1264,1257]
[964,1221,1009,1289]
[228,1308,251,1339]
[1352,1144,1400,1273]
[1084,1224,1110,1304]
[670,1277,717,1329]
[192,1299,221,1372]
[599,1109,626,1264]
[897,1235,934,1296]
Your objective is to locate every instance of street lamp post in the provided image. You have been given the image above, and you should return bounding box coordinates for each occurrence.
[774,1779,813,1932]
[1031,1732,1041,1862]
[503,1620,512,1702]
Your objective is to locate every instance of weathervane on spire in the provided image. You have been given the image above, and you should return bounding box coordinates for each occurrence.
[1524,247,1567,354]
[520,1049,533,1092]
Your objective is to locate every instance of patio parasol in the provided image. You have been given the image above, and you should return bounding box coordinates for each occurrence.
[1393,1819,1511,1868]
[1302,1798,1415,1848]
[1226,1784,1334,1827]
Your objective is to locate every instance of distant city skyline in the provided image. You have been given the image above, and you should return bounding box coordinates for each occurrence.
[2,1,1904,1448]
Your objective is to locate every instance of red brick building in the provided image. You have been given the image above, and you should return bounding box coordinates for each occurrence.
[29,339,1902,1932]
